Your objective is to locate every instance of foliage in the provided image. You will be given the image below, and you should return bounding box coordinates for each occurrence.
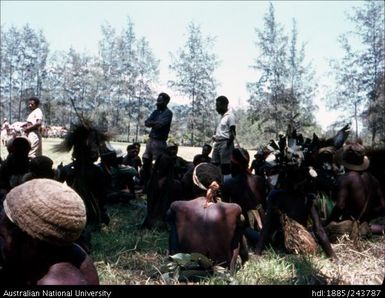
[168,22,219,146]
[0,20,159,142]
[326,0,385,145]
[0,24,49,122]
[247,3,318,140]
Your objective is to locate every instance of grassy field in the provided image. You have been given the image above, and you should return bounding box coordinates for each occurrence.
[2,138,383,285]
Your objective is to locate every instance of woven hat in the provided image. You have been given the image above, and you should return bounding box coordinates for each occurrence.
[3,179,86,245]
[339,143,369,171]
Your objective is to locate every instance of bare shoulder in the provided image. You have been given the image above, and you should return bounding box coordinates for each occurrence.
[217,200,242,214]
[37,262,89,285]
[339,171,361,185]
[171,197,205,210]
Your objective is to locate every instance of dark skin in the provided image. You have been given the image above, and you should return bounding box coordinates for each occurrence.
[142,94,170,192]
[23,99,42,133]
[214,100,236,175]
[325,170,385,232]
[144,94,169,129]
[0,211,99,285]
[255,189,337,260]
[167,197,248,274]
[222,164,266,230]
[215,101,236,148]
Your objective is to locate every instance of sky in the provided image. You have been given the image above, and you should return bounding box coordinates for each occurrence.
[1,0,365,130]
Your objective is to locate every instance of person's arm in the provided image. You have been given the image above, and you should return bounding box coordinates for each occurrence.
[152,110,172,129]
[144,111,157,128]
[166,204,180,255]
[324,177,347,225]
[310,204,338,260]
[227,112,236,147]
[255,194,276,255]
[228,125,236,147]
[24,119,42,133]
[37,263,91,285]
[371,176,385,216]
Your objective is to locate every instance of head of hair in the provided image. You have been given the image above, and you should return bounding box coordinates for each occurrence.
[7,137,31,155]
[203,143,212,150]
[28,96,40,106]
[29,156,54,178]
[216,95,229,105]
[194,163,222,189]
[231,148,250,172]
[126,144,135,151]
[159,92,170,104]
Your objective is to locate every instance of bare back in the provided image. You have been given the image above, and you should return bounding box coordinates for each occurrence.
[169,197,243,268]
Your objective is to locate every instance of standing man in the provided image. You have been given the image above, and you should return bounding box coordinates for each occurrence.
[142,92,173,192]
[212,95,236,181]
[23,96,43,158]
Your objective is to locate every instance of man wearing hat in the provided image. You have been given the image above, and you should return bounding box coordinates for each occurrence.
[0,179,99,285]
[324,142,385,233]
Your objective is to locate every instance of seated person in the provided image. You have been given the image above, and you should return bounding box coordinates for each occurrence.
[142,153,183,229]
[123,144,142,173]
[222,148,266,247]
[180,144,213,200]
[0,179,99,285]
[99,148,137,204]
[324,142,385,235]
[22,155,56,182]
[249,150,265,176]
[167,163,248,274]
[193,143,212,165]
[0,137,31,201]
[166,143,191,181]
[255,160,337,260]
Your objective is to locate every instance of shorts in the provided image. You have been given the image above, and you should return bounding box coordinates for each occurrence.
[142,138,167,161]
[211,140,233,165]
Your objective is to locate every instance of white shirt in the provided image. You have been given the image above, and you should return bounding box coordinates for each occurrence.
[214,109,236,140]
[27,108,43,125]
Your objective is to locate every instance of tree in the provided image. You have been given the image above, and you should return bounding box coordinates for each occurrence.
[168,22,219,146]
[132,37,159,142]
[352,0,385,145]
[97,19,159,140]
[247,3,317,141]
[286,19,317,129]
[327,36,366,139]
[0,25,49,122]
[0,26,21,122]
[247,3,289,138]
[327,0,385,145]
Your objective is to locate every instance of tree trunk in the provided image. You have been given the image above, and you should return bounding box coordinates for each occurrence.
[354,102,358,140]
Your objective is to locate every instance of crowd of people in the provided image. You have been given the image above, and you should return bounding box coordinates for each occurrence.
[0,94,384,285]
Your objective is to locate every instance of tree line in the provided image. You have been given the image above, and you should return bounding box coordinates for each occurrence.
[1,1,383,147]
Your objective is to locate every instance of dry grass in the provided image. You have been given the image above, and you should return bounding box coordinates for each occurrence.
[318,236,385,285]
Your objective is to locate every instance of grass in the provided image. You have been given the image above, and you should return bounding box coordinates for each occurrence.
[2,138,383,285]
[91,202,384,285]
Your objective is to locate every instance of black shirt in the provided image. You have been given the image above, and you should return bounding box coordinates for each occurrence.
[147,108,173,141]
